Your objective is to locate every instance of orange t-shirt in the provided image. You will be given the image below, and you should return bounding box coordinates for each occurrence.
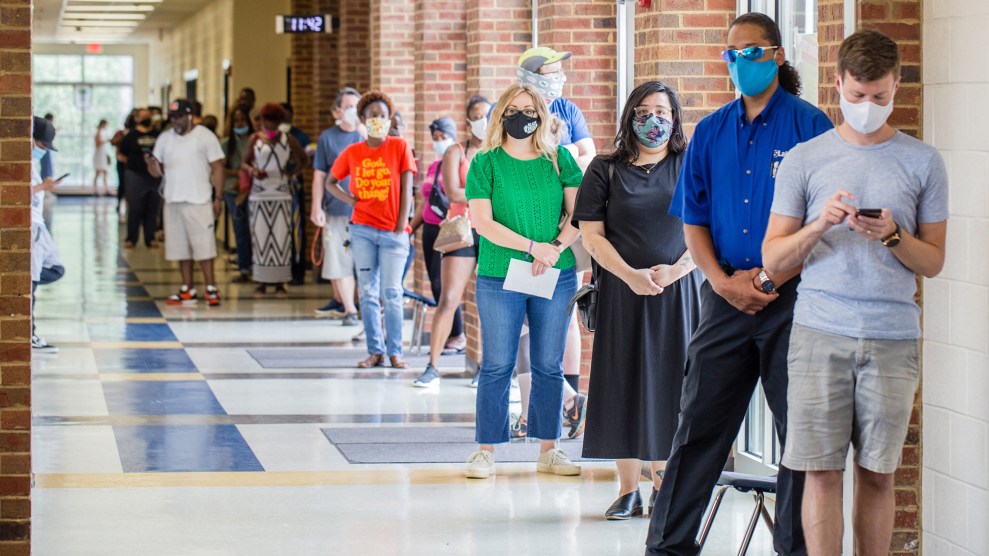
[330,136,418,231]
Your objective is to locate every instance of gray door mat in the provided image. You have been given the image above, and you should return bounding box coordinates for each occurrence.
[321,426,588,464]
[247,347,465,369]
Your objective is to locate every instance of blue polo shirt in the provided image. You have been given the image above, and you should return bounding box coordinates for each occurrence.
[670,86,833,270]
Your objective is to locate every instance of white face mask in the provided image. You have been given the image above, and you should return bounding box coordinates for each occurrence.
[469,117,487,140]
[278,123,291,134]
[839,83,895,135]
[342,107,359,126]
[433,138,455,156]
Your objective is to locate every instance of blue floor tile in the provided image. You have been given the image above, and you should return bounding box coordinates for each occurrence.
[124,301,162,318]
[94,349,197,373]
[87,322,177,342]
[103,381,226,415]
[113,425,264,472]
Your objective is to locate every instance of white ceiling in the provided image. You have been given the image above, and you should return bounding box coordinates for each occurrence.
[33,0,215,44]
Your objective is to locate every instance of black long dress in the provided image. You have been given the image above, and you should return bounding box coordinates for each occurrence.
[573,154,702,461]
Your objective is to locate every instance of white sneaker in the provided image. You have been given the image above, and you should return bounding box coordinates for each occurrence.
[465,450,495,479]
[537,448,581,476]
[31,335,59,354]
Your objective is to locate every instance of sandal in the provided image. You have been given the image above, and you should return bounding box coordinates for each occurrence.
[357,354,384,368]
[254,285,267,297]
[389,355,408,369]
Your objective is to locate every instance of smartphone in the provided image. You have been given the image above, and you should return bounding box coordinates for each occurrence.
[857,208,882,219]
[55,172,70,182]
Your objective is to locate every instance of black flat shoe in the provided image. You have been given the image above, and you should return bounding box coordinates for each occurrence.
[605,490,643,520]
[648,487,659,515]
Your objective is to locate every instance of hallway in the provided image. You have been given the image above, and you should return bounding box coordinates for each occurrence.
[28,197,773,555]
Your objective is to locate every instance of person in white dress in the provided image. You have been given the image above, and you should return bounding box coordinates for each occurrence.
[92,119,110,196]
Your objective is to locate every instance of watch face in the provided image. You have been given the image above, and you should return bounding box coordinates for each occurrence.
[761,280,776,294]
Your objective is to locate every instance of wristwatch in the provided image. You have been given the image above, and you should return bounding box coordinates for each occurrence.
[550,239,563,248]
[881,223,901,248]
[758,270,777,294]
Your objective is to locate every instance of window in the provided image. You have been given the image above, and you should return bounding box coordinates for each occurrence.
[738,0,819,106]
[32,54,134,188]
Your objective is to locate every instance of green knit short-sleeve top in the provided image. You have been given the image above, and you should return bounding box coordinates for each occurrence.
[465,146,583,278]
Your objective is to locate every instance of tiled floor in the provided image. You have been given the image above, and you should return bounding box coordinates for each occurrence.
[31,197,774,555]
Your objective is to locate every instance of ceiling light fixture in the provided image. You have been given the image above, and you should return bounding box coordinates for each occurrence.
[61,13,146,20]
[65,5,154,12]
[62,20,140,27]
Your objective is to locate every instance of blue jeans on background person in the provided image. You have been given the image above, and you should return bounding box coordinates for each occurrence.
[225,192,252,274]
[349,223,410,356]
[474,268,577,444]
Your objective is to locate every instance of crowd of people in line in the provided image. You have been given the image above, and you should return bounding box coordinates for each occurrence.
[29,13,947,555]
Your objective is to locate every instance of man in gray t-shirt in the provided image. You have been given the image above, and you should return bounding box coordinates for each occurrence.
[310,87,365,321]
[762,30,947,556]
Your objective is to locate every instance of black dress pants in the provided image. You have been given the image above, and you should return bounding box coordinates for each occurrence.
[645,277,806,556]
[124,170,160,246]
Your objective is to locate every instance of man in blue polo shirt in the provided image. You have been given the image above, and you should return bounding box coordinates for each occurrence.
[646,13,833,556]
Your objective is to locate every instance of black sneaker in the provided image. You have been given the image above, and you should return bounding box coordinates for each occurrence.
[314,299,345,318]
[412,364,441,388]
[32,335,59,354]
[565,393,588,439]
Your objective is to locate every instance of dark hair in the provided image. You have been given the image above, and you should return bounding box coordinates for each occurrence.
[191,100,203,117]
[358,91,394,118]
[98,119,108,127]
[124,109,137,130]
[466,95,490,117]
[259,102,288,123]
[609,81,688,165]
[838,29,900,82]
[335,87,361,108]
[44,113,54,121]
[729,12,801,96]
[202,115,218,134]
[224,106,253,168]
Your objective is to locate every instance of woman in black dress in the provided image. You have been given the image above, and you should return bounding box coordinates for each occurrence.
[572,81,702,520]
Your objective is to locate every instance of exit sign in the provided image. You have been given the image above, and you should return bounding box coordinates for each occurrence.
[275,15,332,34]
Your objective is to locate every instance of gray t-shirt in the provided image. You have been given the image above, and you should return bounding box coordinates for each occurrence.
[771,129,948,340]
[313,126,364,216]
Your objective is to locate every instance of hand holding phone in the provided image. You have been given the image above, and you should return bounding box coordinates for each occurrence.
[857,208,882,219]
[55,172,70,182]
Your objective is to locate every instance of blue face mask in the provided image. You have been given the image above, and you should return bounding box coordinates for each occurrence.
[32,145,47,161]
[233,126,250,135]
[728,56,779,97]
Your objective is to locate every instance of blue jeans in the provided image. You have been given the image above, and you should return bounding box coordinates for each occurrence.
[349,223,410,356]
[474,268,577,443]
[225,192,252,274]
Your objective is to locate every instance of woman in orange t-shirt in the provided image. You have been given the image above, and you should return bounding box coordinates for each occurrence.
[326,91,417,369]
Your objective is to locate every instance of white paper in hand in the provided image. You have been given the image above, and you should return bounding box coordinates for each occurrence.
[503,259,560,299]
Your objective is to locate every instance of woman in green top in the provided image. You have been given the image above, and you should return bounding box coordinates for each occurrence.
[463,83,583,479]
[221,106,254,282]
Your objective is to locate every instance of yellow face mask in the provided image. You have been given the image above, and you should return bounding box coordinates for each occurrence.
[365,116,392,139]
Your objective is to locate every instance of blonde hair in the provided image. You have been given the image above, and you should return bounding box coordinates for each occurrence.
[482,84,558,168]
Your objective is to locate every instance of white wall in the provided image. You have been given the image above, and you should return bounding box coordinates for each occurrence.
[922,0,989,554]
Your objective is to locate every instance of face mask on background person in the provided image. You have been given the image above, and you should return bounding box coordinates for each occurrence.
[233,126,250,135]
[727,53,779,97]
[262,129,279,141]
[365,116,392,139]
[342,107,359,126]
[516,67,565,102]
[632,114,674,149]
[32,145,47,161]
[502,111,540,140]
[433,138,455,156]
[138,118,152,128]
[469,117,487,140]
[838,82,895,135]
[278,123,291,134]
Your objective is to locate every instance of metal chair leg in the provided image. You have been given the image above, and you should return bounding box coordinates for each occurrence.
[696,486,730,550]
[737,492,765,556]
[411,301,424,354]
[760,502,774,536]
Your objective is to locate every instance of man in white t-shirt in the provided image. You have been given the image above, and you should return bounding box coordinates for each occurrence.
[147,99,226,306]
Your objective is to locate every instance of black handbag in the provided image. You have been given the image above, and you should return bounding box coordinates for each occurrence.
[428,159,450,219]
[566,162,613,333]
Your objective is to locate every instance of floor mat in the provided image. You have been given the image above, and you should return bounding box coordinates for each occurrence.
[321,426,587,464]
[247,347,465,369]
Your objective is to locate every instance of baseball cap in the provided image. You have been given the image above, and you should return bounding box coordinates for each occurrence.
[518,47,572,73]
[32,116,57,151]
[168,99,194,116]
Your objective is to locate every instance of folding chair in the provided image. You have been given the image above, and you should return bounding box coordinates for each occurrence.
[403,289,436,355]
[696,471,776,556]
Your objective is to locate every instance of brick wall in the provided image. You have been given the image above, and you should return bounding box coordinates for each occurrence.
[338,0,371,92]
[633,0,736,134]
[0,1,33,554]
[369,0,416,126]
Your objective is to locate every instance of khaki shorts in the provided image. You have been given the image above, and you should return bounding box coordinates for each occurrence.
[164,202,217,262]
[321,214,355,280]
[782,324,920,474]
